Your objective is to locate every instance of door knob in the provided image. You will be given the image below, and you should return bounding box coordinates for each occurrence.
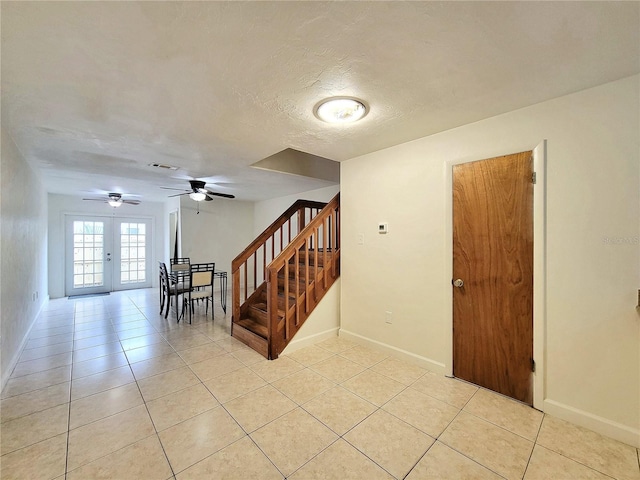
[453,278,464,288]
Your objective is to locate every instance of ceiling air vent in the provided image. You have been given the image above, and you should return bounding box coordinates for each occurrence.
[148,163,178,171]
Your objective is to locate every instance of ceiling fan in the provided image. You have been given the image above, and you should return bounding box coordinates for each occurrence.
[162,180,235,201]
[82,193,140,207]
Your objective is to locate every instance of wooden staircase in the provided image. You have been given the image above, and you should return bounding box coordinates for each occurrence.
[231,194,340,359]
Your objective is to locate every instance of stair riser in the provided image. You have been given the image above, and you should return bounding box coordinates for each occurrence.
[233,323,268,357]
[248,305,268,325]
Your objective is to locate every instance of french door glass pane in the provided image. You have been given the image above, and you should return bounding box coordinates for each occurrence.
[120,222,147,285]
[73,220,105,289]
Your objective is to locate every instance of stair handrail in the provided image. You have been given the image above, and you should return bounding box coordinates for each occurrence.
[266,193,340,357]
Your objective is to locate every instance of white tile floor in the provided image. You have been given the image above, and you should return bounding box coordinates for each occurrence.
[1,288,639,479]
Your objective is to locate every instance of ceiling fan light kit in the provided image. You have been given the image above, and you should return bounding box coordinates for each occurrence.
[162,179,236,202]
[189,191,206,202]
[82,192,140,207]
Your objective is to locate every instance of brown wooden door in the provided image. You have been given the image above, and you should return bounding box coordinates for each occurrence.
[453,151,534,405]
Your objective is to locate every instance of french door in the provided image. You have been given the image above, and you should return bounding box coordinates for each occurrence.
[65,215,152,296]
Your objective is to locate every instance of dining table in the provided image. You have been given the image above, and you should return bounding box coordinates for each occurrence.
[169,264,228,318]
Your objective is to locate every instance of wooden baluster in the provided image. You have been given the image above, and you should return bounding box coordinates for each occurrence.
[280,225,283,252]
[335,206,340,249]
[309,211,314,250]
[271,234,275,264]
[284,260,289,340]
[332,210,337,277]
[262,243,266,282]
[298,207,306,235]
[295,247,300,326]
[232,269,240,327]
[243,262,248,302]
[314,227,319,301]
[253,252,257,295]
[288,218,291,243]
[323,219,328,289]
[305,237,310,313]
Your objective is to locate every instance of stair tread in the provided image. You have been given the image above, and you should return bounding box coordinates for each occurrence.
[237,318,268,339]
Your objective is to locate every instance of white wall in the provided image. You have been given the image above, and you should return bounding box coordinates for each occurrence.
[341,75,639,446]
[1,128,49,389]
[47,194,166,298]
[253,185,340,237]
[180,196,254,277]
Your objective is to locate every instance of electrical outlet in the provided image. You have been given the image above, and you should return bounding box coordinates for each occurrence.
[385,311,393,324]
[357,233,365,245]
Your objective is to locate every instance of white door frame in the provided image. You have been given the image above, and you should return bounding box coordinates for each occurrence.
[444,140,547,410]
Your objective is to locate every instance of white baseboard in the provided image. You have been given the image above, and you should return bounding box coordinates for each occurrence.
[281,327,340,355]
[338,329,446,375]
[1,300,45,392]
[544,399,640,448]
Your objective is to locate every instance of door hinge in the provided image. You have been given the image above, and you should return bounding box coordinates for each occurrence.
[531,358,536,372]
[532,172,537,184]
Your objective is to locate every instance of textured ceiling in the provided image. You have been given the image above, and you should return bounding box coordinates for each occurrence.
[2,1,638,202]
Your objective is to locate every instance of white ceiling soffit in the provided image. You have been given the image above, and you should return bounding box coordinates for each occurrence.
[1,2,638,202]
[251,149,340,184]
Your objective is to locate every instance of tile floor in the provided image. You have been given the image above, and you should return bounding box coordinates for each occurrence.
[1,289,639,479]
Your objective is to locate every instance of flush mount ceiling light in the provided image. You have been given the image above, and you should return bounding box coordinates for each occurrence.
[189,192,206,202]
[314,97,368,123]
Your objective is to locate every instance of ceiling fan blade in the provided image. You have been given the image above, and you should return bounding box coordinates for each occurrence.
[161,186,189,192]
[205,190,235,199]
[167,193,189,198]
[82,198,106,202]
[122,200,141,205]
[203,195,214,201]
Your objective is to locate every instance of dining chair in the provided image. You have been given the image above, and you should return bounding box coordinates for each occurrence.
[183,262,215,324]
[161,262,190,320]
[159,262,169,316]
[170,257,191,272]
